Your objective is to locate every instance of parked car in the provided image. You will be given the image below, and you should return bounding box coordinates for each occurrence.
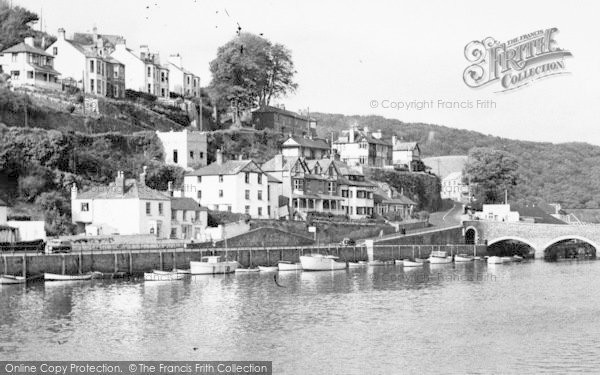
[45,239,72,254]
[340,238,356,247]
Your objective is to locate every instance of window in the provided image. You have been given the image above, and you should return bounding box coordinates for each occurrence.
[190,151,194,159]
[11,53,17,62]
[170,228,177,238]
[341,190,348,198]
[197,176,202,183]
[197,191,202,199]
[173,150,178,163]
[359,156,367,164]
[267,206,271,216]
[158,203,163,215]
[227,206,232,212]
[171,210,176,220]
[200,152,204,159]
[52,47,57,56]
[258,207,262,216]
[97,80,102,94]
[161,88,165,97]
[90,60,95,73]
[81,203,89,212]
[146,202,151,215]
[147,84,151,93]
[294,179,303,190]
[27,71,33,79]
[360,141,368,149]
[258,191,262,200]
[114,70,118,78]
[328,182,335,193]
[258,174,262,184]
[90,79,94,92]
[245,205,250,215]
[147,66,151,77]
[219,175,223,183]
[219,190,223,197]
[245,172,250,184]
[245,190,250,200]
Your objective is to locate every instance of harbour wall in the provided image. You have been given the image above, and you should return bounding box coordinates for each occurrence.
[1,243,487,276]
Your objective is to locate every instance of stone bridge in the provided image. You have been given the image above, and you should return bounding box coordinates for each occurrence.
[464,220,600,258]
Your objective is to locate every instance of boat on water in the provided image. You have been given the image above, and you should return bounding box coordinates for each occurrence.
[278,261,302,271]
[235,268,260,273]
[190,256,239,275]
[394,259,404,265]
[501,256,513,263]
[144,272,185,281]
[0,275,26,285]
[415,258,429,264]
[512,255,524,262]
[175,268,191,274]
[487,256,503,264]
[44,272,100,281]
[258,266,279,272]
[348,262,366,268]
[403,259,423,267]
[429,251,452,264]
[454,255,474,262]
[368,260,386,266]
[300,254,346,271]
[473,256,483,261]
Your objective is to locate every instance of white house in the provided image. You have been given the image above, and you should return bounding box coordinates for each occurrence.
[476,204,520,222]
[332,126,392,168]
[45,28,125,98]
[156,130,207,170]
[392,138,421,171]
[169,197,207,240]
[168,54,200,98]
[441,171,469,201]
[183,150,269,219]
[334,161,377,219]
[281,136,330,159]
[111,43,168,98]
[0,37,61,91]
[71,168,172,238]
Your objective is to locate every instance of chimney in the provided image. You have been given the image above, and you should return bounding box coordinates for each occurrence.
[71,183,78,201]
[216,149,223,165]
[169,53,183,68]
[24,37,34,47]
[139,166,147,186]
[58,28,66,40]
[115,171,125,194]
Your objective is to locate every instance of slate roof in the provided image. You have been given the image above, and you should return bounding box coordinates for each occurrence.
[261,155,304,172]
[283,136,329,150]
[186,160,261,176]
[76,179,170,201]
[171,197,206,211]
[393,141,419,151]
[2,42,52,57]
[266,173,282,183]
[510,204,566,224]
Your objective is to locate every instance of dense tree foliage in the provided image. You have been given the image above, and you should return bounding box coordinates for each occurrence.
[209,33,297,112]
[465,147,519,205]
[0,0,56,51]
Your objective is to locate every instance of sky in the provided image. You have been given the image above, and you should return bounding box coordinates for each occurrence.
[14,0,600,145]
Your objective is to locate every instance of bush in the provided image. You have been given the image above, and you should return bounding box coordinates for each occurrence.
[67,104,76,113]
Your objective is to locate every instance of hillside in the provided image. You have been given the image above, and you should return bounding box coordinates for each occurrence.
[313,113,600,208]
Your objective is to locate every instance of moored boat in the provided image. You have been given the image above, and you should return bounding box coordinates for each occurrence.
[190,256,239,275]
[300,254,346,271]
[144,272,185,281]
[512,255,524,262]
[487,256,503,264]
[428,251,452,264]
[44,272,98,281]
[235,267,260,273]
[258,266,279,272]
[415,258,429,263]
[367,260,385,266]
[394,259,404,266]
[0,275,26,285]
[501,256,513,263]
[454,255,474,262]
[402,259,423,267]
[175,268,191,274]
[277,261,302,271]
[348,262,365,268]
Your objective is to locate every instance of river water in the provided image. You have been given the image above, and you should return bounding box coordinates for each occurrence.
[2,260,600,374]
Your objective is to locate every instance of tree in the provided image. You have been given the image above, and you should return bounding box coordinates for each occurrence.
[465,147,519,204]
[145,164,185,191]
[35,191,75,236]
[209,33,298,113]
[0,1,56,51]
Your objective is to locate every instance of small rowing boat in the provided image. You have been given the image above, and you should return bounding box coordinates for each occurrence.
[348,262,365,268]
[0,275,26,285]
[512,255,524,262]
[175,268,191,274]
[487,256,503,264]
[402,260,422,267]
[394,259,404,266]
[300,254,346,271]
[144,272,185,281]
[367,260,385,266]
[44,272,99,281]
[258,266,279,272]
[429,251,452,264]
[454,255,474,262]
[278,261,303,271]
[235,268,260,273]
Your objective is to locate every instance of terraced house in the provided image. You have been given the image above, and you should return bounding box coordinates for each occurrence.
[46,28,125,98]
[332,126,392,168]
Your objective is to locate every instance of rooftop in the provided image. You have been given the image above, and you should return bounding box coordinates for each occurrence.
[171,197,206,211]
[253,105,315,122]
[186,160,262,176]
[283,136,329,150]
[2,42,52,57]
[393,141,419,151]
[76,179,170,201]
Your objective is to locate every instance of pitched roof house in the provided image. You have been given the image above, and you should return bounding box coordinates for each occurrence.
[0,37,61,90]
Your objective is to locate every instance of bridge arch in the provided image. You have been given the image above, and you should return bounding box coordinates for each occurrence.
[543,235,599,260]
[488,236,538,250]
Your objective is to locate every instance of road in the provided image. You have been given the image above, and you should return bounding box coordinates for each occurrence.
[428,201,464,228]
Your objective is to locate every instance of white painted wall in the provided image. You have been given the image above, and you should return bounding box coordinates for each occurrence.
[156,130,207,170]
[111,44,146,92]
[7,221,46,241]
[0,206,6,224]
